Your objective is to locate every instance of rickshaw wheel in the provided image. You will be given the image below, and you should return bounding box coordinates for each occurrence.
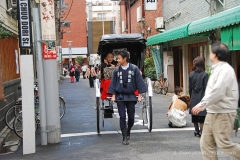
[96,97,100,134]
[145,92,152,132]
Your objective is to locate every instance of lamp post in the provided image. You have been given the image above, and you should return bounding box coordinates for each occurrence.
[67,41,72,68]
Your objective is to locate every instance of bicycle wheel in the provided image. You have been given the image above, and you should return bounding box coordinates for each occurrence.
[145,92,152,132]
[5,105,22,130]
[13,112,23,139]
[59,97,66,119]
[96,97,100,134]
[153,81,161,94]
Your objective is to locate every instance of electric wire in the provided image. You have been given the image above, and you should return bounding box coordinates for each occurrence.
[62,0,74,21]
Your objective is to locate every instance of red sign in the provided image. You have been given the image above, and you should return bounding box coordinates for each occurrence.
[42,42,57,59]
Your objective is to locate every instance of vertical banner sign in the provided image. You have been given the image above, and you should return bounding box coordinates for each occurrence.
[17,0,32,49]
[144,0,157,11]
[40,0,56,40]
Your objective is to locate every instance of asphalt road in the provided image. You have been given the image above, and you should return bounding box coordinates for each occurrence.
[1,76,239,160]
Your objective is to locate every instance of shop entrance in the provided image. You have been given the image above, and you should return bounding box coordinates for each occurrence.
[188,42,207,72]
[173,46,183,88]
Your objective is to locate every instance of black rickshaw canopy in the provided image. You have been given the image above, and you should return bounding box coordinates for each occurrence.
[97,33,146,71]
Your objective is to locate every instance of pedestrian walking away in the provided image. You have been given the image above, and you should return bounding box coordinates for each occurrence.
[86,65,96,88]
[69,67,75,83]
[192,42,240,160]
[189,56,208,137]
[108,50,147,145]
[74,62,81,82]
[81,64,87,79]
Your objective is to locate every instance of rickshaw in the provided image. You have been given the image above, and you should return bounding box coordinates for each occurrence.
[95,33,153,134]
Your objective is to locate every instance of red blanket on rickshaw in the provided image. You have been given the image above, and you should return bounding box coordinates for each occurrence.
[100,79,139,100]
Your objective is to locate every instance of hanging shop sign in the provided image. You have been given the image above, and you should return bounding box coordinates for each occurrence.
[40,0,56,40]
[42,41,57,60]
[17,0,32,49]
[144,0,157,11]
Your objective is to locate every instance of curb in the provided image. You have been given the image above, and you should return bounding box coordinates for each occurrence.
[0,126,12,153]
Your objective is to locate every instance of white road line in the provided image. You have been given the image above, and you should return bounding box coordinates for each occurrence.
[61,127,195,138]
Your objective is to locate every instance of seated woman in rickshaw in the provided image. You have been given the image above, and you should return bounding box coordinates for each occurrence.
[100,52,118,100]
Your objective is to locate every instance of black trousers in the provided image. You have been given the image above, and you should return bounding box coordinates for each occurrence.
[75,71,80,81]
[117,101,136,130]
[88,76,94,87]
[83,71,86,78]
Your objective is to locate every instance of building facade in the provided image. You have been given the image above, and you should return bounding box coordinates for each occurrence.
[86,0,121,58]
[147,0,240,94]
[0,0,21,134]
[119,0,162,38]
[61,0,88,67]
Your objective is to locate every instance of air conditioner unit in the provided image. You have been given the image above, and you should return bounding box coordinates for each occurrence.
[137,6,143,22]
[155,17,164,29]
[122,20,127,32]
[10,0,17,8]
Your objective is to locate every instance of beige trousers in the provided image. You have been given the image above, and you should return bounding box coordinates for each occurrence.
[200,113,240,160]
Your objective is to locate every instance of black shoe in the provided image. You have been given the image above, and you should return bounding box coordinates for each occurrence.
[127,128,131,140]
[194,131,201,137]
[121,129,129,145]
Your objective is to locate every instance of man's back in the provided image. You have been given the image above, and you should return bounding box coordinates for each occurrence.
[204,62,239,113]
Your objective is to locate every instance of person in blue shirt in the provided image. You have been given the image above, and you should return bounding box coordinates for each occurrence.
[108,50,147,145]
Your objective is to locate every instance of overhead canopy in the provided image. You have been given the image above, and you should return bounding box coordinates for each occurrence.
[189,5,240,35]
[146,23,190,46]
[97,33,146,69]
[97,33,146,55]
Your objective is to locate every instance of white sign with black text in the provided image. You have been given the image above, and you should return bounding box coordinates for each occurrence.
[18,0,31,48]
[144,0,157,10]
[40,0,56,40]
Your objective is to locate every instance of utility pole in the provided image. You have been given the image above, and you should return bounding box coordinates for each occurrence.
[32,3,48,145]
[40,0,61,144]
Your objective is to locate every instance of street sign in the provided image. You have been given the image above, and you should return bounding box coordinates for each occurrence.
[17,0,32,49]
[144,0,157,10]
[42,41,57,60]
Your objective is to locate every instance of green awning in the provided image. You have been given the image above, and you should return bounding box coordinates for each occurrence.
[146,23,190,46]
[221,23,240,50]
[189,6,240,35]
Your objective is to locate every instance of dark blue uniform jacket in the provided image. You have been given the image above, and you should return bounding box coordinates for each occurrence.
[108,63,147,101]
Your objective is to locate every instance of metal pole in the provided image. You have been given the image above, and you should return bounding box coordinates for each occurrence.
[102,0,104,35]
[68,43,70,65]
[32,7,48,145]
[40,0,61,144]
[70,43,72,63]
[112,1,115,33]
[128,0,131,33]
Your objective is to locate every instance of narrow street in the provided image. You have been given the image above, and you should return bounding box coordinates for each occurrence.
[1,76,238,160]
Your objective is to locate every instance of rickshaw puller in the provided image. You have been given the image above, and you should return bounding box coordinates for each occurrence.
[108,50,147,145]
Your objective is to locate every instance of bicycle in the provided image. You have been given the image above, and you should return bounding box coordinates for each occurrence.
[5,98,22,130]
[13,96,65,139]
[153,72,168,95]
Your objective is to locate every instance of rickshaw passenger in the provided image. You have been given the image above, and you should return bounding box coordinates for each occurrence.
[100,52,118,100]
[108,50,147,145]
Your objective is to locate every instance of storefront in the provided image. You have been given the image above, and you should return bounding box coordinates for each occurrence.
[147,5,240,94]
